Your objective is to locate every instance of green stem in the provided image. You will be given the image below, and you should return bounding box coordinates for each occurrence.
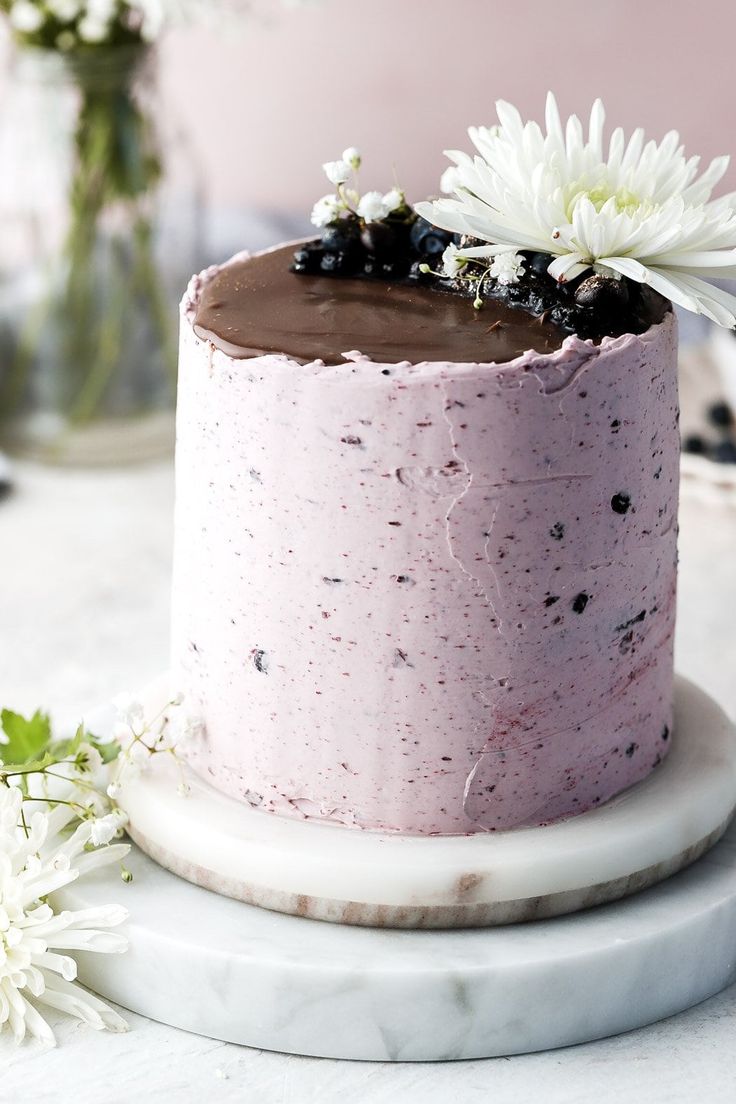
[131,216,178,384]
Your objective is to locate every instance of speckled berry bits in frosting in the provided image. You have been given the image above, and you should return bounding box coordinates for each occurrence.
[172,95,736,835]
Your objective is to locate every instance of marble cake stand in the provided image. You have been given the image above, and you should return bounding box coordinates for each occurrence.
[50,676,736,1060]
[112,676,736,928]
[54,806,736,1060]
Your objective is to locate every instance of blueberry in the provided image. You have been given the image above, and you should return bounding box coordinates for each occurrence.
[291,243,325,274]
[527,251,554,277]
[409,216,452,257]
[321,223,358,252]
[360,222,396,258]
[707,400,734,429]
[572,592,589,614]
[711,440,736,464]
[549,522,565,541]
[682,434,707,455]
[320,251,347,273]
[611,492,631,514]
[574,274,630,312]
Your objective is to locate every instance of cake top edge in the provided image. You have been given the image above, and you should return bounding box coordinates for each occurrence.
[184,244,676,375]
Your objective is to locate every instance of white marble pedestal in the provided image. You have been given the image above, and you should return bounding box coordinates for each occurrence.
[48,676,736,1060]
[54,817,736,1061]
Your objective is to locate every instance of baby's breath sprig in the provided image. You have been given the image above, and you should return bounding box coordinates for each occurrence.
[311,146,410,230]
[109,690,204,798]
[0,689,205,1046]
[419,241,527,309]
[0,691,204,853]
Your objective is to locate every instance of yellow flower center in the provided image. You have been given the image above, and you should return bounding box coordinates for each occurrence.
[564,179,645,220]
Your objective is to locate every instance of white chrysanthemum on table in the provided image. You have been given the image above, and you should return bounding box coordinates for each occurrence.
[416,93,736,327]
[0,786,129,1046]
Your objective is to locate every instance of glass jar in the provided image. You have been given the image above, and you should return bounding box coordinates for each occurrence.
[0,45,202,464]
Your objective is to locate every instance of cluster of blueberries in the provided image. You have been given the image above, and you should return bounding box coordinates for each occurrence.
[292,212,452,281]
[683,402,736,464]
[291,212,661,341]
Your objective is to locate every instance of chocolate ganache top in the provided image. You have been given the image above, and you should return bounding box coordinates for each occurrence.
[193,243,670,367]
[194,245,565,365]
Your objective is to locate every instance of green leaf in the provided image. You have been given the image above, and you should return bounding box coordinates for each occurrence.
[49,722,86,762]
[0,709,52,766]
[91,737,121,765]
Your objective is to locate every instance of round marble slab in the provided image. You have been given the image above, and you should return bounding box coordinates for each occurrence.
[53,818,736,1061]
[114,676,736,927]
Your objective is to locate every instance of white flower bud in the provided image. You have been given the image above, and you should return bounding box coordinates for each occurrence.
[490,251,526,286]
[383,187,404,213]
[323,159,351,186]
[112,693,144,726]
[357,191,390,223]
[89,811,126,847]
[310,194,342,228]
[441,243,466,278]
[342,147,361,170]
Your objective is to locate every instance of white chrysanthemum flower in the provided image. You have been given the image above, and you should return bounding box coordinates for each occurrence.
[383,187,404,213]
[490,251,526,285]
[9,1,44,32]
[439,166,460,195]
[311,194,342,228]
[416,92,736,327]
[342,147,361,170]
[0,787,129,1046]
[357,191,389,223]
[323,159,351,186]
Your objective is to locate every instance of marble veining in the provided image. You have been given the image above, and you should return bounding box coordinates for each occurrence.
[52,819,736,1061]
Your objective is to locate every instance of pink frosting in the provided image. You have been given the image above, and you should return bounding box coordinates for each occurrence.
[171,258,679,835]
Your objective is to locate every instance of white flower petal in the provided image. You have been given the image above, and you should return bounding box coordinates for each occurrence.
[357,191,390,223]
[323,159,351,186]
[419,94,736,325]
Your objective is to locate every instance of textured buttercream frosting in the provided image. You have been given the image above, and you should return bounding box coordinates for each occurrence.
[171,246,679,835]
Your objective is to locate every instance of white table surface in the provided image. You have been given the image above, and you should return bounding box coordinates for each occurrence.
[1,451,736,1099]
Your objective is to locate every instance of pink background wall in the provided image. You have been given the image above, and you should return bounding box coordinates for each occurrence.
[159,0,736,213]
